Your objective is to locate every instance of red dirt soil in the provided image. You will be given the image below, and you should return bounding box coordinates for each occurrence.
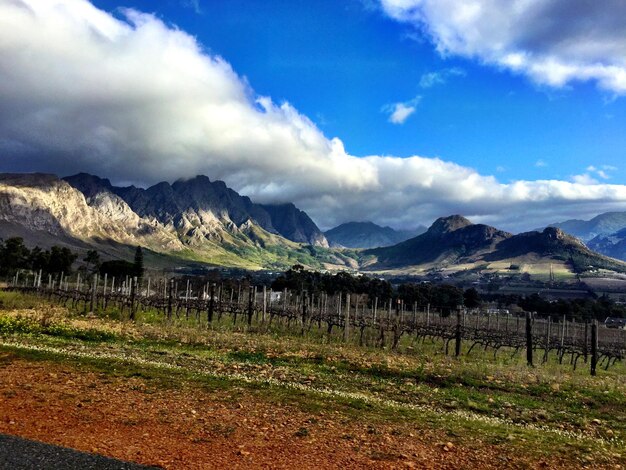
[0,353,595,469]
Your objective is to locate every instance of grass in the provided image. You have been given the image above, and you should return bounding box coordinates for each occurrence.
[0,290,625,466]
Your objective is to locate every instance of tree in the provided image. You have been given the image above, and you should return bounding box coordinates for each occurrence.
[48,246,78,275]
[83,250,101,273]
[99,260,136,278]
[133,246,144,278]
[463,288,481,308]
[0,238,31,276]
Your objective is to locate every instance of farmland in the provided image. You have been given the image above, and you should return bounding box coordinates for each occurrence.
[0,288,625,468]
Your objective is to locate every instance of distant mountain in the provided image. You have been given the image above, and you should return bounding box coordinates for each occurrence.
[588,228,626,261]
[325,221,426,249]
[64,173,328,248]
[544,211,626,242]
[364,215,626,273]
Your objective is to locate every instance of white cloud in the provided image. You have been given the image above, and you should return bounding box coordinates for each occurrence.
[584,165,616,181]
[572,174,600,185]
[382,96,421,124]
[535,160,547,168]
[419,67,465,88]
[1,0,626,233]
[379,0,626,94]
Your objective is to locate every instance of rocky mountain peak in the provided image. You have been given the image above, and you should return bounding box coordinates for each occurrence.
[427,215,473,236]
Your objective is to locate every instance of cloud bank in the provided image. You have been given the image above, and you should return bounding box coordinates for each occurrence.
[379,0,626,94]
[1,0,626,232]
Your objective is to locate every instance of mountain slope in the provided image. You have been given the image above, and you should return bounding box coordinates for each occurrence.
[324,221,425,249]
[64,173,328,247]
[545,211,626,241]
[0,173,183,252]
[364,215,626,273]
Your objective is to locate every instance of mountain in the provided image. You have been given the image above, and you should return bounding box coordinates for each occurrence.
[64,173,328,248]
[587,228,626,261]
[365,215,510,267]
[544,211,626,242]
[364,215,626,273]
[0,173,185,262]
[324,221,426,249]
[0,173,347,270]
[260,203,328,247]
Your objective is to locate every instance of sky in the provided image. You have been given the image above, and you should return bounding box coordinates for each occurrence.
[1,0,626,232]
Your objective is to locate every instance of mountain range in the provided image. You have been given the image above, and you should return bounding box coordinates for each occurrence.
[1,172,625,275]
[364,215,626,273]
[324,221,426,249]
[0,173,353,270]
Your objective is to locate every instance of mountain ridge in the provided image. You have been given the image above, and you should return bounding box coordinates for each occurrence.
[365,215,626,273]
[64,173,329,248]
[324,221,426,249]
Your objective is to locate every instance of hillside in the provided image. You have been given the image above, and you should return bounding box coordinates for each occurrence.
[324,221,425,248]
[365,215,626,273]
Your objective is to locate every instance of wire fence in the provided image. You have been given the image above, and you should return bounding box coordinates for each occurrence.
[6,271,626,375]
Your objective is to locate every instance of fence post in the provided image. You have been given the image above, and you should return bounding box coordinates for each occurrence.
[167,278,174,321]
[247,286,254,326]
[344,293,350,341]
[543,317,551,364]
[301,290,308,333]
[526,311,533,367]
[90,274,97,313]
[262,285,267,323]
[207,283,215,325]
[590,321,598,376]
[455,306,462,357]
[129,276,137,321]
[583,319,589,364]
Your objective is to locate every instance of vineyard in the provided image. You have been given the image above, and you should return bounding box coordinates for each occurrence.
[8,271,625,376]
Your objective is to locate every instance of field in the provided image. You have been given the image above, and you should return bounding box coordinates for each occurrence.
[0,290,625,469]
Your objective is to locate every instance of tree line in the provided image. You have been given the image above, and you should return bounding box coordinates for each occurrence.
[0,237,144,279]
[272,265,625,321]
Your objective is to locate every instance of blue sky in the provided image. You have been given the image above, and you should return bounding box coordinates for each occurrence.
[89,0,626,183]
[1,0,626,231]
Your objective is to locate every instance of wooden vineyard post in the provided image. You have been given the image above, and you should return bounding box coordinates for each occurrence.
[590,321,598,376]
[344,293,350,342]
[559,315,566,363]
[262,285,267,323]
[455,307,462,357]
[247,286,254,326]
[208,283,215,325]
[90,274,97,313]
[129,276,137,321]
[167,278,174,321]
[543,317,551,364]
[301,290,308,334]
[583,319,589,364]
[526,311,533,367]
